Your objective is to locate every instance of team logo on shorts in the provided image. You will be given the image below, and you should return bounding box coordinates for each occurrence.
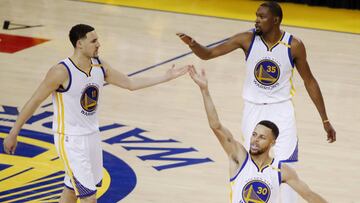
[242,180,271,203]
[254,59,280,86]
[81,85,99,112]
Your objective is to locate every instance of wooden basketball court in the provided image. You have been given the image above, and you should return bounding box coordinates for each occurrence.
[0,0,359,202]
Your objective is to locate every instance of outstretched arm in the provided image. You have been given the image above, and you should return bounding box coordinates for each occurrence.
[3,64,68,154]
[292,37,336,143]
[189,67,247,168]
[103,61,189,91]
[177,32,252,60]
[282,164,327,203]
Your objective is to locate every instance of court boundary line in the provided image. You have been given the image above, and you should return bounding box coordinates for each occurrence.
[70,0,360,36]
[128,38,229,77]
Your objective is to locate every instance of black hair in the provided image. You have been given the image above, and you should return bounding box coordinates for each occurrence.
[69,24,95,48]
[257,120,279,139]
[260,1,283,23]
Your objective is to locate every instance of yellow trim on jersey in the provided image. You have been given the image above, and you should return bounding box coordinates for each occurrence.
[59,133,79,195]
[230,182,234,203]
[55,93,79,196]
[279,41,291,48]
[55,93,61,134]
[271,166,281,172]
[260,31,285,51]
[270,32,285,51]
[290,68,296,97]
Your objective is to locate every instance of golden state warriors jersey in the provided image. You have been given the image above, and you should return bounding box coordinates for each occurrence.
[230,154,281,203]
[243,31,295,104]
[52,57,105,135]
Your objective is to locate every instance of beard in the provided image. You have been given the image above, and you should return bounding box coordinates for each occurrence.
[249,148,265,156]
[255,28,263,36]
[93,50,99,57]
[249,144,271,156]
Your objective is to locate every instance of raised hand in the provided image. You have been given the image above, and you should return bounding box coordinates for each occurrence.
[176,33,196,46]
[166,64,191,80]
[189,66,207,89]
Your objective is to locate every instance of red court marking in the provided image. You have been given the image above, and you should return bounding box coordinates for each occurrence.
[0,33,49,53]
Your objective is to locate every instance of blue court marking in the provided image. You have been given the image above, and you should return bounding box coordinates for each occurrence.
[41,103,53,108]
[103,37,229,86]
[127,37,229,77]
[0,167,33,182]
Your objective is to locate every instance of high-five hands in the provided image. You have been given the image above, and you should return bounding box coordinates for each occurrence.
[189,66,207,90]
[166,64,193,80]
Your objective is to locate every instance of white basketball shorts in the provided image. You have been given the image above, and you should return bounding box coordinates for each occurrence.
[241,99,298,162]
[54,131,103,198]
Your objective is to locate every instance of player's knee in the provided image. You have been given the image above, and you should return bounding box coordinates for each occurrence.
[59,187,77,203]
[80,193,97,203]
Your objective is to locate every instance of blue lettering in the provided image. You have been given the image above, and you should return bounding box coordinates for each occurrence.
[104,128,178,144]
[26,111,53,124]
[42,121,52,129]
[99,123,126,132]
[123,146,213,171]
[0,118,16,122]
[0,105,19,115]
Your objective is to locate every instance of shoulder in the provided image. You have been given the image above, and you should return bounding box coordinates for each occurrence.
[280,162,298,183]
[48,63,68,78]
[228,30,255,51]
[235,30,254,38]
[39,63,69,87]
[290,35,307,59]
[229,149,249,180]
[290,35,305,50]
[232,30,254,43]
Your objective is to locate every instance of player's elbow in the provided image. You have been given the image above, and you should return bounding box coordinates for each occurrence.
[118,84,134,91]
[199,55,212,60]
[303,76,318,88]
[199,52,216,60]
[126,85,136,91]
[209,121,221,131]
[196,51,214,60]
[123,80,137,91]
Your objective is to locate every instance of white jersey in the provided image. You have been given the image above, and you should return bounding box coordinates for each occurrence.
[52,57,105,136]
[243,30,295,104]
[230,154,281,203]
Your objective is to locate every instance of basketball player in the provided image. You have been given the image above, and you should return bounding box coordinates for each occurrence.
[177,1,336,202]
[3,24,190,203]
[189,66,327,203]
